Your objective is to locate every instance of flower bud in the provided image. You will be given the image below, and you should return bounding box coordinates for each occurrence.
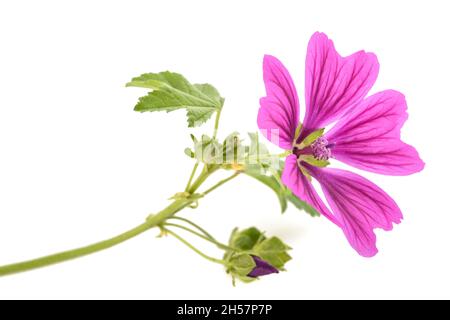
[247,255,279,278]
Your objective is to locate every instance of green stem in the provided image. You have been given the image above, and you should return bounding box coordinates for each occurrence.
[0,199,189,277]
[164,228,225,265]
[212,108,222,140]
[163,222,234,251]
[0,223,152,277]
[167,216,215,240]
[0,156,240,277]
[0,195,198,277]
[184,162,199,192]
[187,165,218,194]
[203,172,240,195]
[164,222,211,241]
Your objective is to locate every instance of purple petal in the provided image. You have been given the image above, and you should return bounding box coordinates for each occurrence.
[247,255,279,278]
[302,32,379,138]
[325,90,425,175]
[305,164,403,257]
[281,155,339,225]
[258,55,300,150]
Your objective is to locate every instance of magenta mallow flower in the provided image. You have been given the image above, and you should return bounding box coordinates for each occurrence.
[247,255,279,278]
[258,32,424,257]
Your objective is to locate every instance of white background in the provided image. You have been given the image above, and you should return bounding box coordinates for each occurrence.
[0,0,448,299]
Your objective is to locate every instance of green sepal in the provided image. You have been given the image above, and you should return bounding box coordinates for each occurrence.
[229,227,264,251]
[300,155,330,167]
[253,236,292,270]
[298,128,325,148]
[293,122,303,142]
[184,148,195,158]
[228,253,256,277]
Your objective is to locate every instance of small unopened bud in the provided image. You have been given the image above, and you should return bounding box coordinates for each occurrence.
[247,255,279,278]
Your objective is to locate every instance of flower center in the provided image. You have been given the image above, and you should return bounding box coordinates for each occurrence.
[310,137,331,160]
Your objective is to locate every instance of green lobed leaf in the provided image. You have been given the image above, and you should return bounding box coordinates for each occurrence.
[126,71,223,127]
[186,107,215,127]
[194,83,224,106]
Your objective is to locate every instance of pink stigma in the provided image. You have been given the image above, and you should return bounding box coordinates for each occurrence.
[311,137,331,160]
